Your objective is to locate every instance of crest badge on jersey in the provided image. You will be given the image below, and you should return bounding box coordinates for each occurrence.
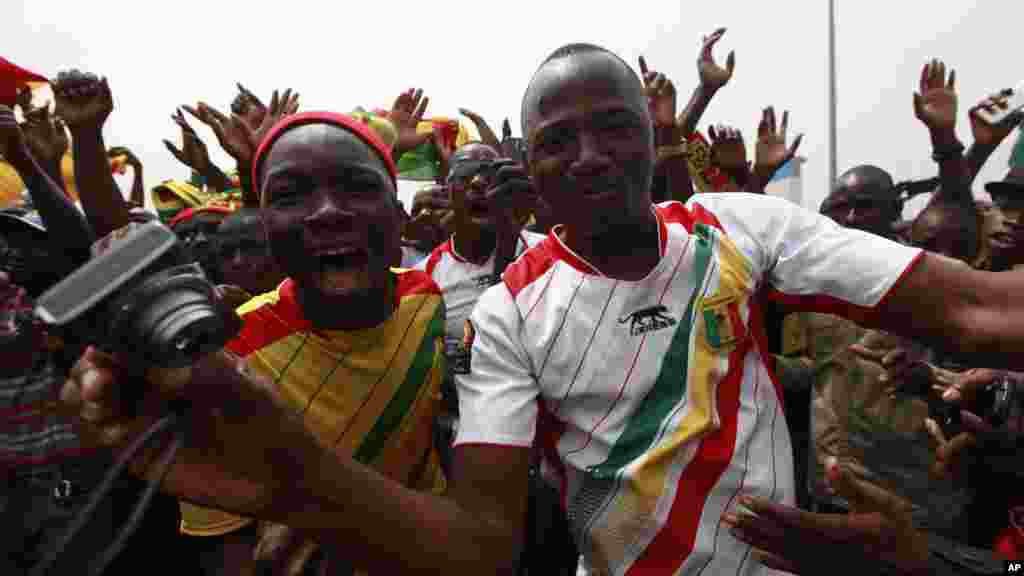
[700,293,747,350]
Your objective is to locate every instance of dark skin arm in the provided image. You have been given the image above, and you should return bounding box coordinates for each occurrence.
[53,71,130,236]
[64,346,531,575]
[1,105,94,262]
[676,28,734,137]
[638,57,693,202]
[872,252,1024,370]
[966,92,1023,184]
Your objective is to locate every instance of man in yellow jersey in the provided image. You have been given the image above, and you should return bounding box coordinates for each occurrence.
[172,111,446,575]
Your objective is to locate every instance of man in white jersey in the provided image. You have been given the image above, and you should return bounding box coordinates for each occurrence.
[417,143,544,353]
[60,44,1024,576]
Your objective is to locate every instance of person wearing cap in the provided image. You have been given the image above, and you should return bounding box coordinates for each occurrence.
[164,111,446,576]
[984,167,1024,272]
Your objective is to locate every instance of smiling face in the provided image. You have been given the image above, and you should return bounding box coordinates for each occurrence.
[988,196,1024,266]
[259,124,401,325]
[447,143,501,230]
[523,48,654,243]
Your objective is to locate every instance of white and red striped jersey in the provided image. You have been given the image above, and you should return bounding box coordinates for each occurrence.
[455,193,924,576]
[416,231,545,349]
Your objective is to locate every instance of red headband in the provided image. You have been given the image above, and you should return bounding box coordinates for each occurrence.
[168,205,234,228]
[251,111,398,204]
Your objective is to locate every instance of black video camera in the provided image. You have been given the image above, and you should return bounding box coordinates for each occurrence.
[33,221,241,369]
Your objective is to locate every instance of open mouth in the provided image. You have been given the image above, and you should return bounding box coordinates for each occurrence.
[315,247,370,293]
[991,232,1019,248]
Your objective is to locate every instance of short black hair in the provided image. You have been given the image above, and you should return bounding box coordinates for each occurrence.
[520,43,640,135]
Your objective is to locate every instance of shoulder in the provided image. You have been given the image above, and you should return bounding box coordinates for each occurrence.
[228,279,307,356]
[502,234,562,299]
[393,267,443,298]
[419,239,454,276]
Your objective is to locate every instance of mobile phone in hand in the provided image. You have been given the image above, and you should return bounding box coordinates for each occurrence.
[977,81,1024,125]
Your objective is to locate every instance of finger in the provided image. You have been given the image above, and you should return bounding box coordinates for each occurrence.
[925,418,948,446]
[163,140,186,163]
[200,102,230,124]
[919,63,929,94]
[913,92,924,118]
[757,109,770,138]
[182,105,207,125]
[780,110,789,141]
[502,118,512,140]
[766,106,776,134]
[786,134,803,161]
[287,93,300,114]
[751,549,801,574]
[653,74,667,95]
[268,90,281,118]
[830,462,909,517]
[414,95,429,120]
[937,61,946,88]
[881,348,906,367]
[947,68,956,91]
[725,51,736,76]
[638,55,649,77]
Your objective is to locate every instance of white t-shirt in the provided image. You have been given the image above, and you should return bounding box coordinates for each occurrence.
[416,231,545,350]
[455,193,923,576]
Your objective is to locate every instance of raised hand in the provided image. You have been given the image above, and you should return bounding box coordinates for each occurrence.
[52,70,114,132]
[502,118,512,142]
[164,109,213,172]
[390,88,430,156]
[21,104,69,164]
[638,56,677,130]
[107,145,140,169]
[698,28,735,92]
[754,107,803,179]
[708,124,748,175]
[235,83,268,124]
[184,102,256,164]
[16,86,35,115]
[724,458,930,575]
[457,108,501,150]
[969,91,1024,149]
[0,105,27,163]
[913,59,957,132]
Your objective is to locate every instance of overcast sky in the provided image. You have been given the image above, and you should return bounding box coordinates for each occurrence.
[4,1,1022,215]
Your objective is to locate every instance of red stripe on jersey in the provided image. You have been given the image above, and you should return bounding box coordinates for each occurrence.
[503,237,560,298]
[425,240,452,276]
[395,268,443,298]
[657,201,724,233]
[227,280,308,356]
[626,329,752,575]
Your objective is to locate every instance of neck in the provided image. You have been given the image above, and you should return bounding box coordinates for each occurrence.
[561,207,660,281]
[452,224,496,265]
[299,274,396,331]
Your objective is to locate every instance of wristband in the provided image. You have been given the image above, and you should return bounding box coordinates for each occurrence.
[932,140,966,163]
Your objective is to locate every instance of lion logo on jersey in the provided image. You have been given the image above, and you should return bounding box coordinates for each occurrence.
[619,305,677,336]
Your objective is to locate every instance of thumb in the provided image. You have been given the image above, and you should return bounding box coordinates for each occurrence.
[913,92,925,118]
[826,458,905,517]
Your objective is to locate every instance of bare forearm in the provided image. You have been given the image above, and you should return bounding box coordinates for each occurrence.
[677,86,718,136]
[71,126,130,236]
[130,164,144,207]
[143,351,518,575]
[965,142,995,185]
[930,129,972,205]
[7,146,94,263]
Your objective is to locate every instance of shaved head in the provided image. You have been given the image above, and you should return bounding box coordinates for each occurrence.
[521,43,645,137]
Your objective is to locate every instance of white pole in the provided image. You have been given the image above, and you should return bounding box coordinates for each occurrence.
[828,0,838,190]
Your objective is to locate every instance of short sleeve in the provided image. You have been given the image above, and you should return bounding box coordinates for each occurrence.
[453,283,539,447]
[687,193,923,321]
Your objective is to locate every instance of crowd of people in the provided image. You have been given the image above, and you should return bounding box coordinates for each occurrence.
[2,26,1024,576]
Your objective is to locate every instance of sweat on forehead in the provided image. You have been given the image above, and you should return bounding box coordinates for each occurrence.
[521,44,643,135]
